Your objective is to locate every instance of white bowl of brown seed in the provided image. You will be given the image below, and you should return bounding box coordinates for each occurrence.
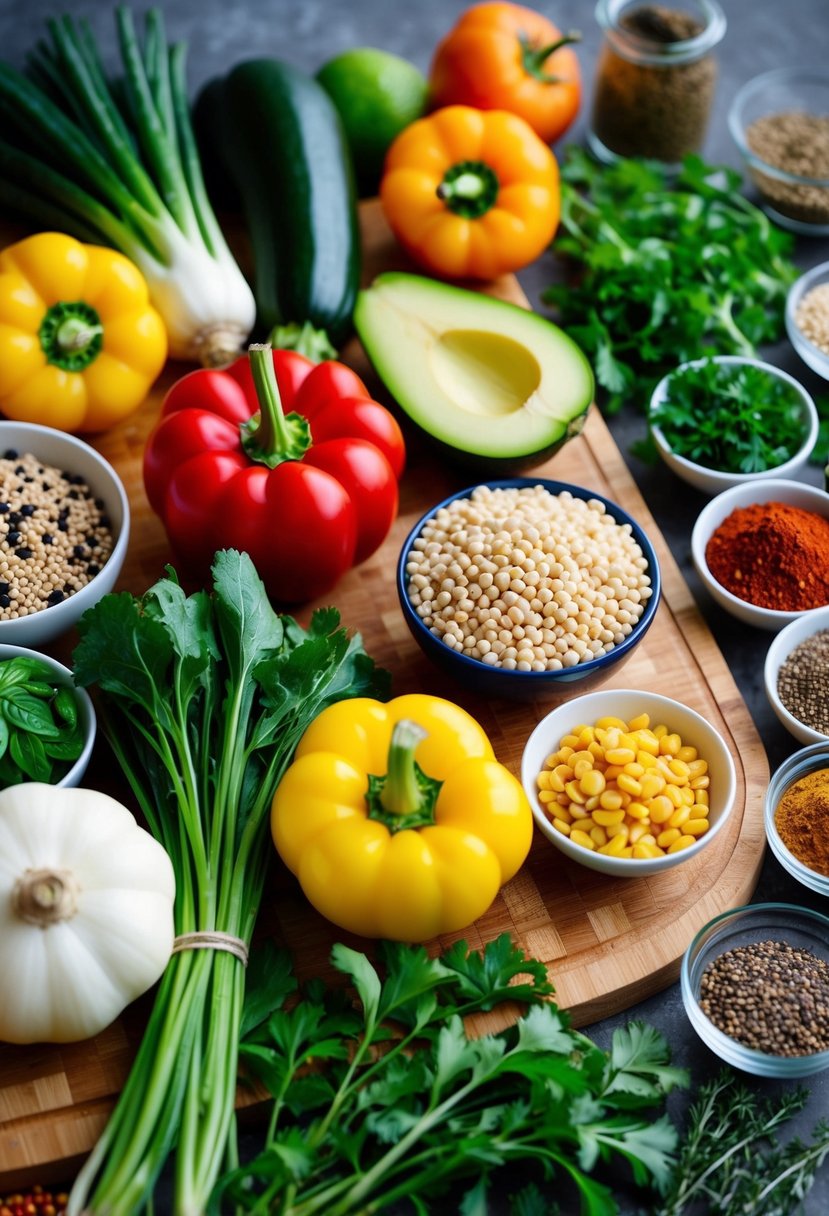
[0,422,129,647]
[764,606,829,745]
[786,260,829,382]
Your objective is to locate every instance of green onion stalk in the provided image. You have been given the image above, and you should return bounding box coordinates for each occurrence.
[0,8,255,366]
[66,551,388,1215]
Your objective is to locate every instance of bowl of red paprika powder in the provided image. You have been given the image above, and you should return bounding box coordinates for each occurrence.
[765,742,829,897]
[691,479,829,631]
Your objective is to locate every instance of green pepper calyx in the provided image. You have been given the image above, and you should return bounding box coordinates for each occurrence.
[367,719,443,833]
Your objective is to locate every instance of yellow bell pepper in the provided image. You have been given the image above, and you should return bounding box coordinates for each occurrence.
[271,693,533,942]
[0,232,167,433]
[379,104,560,280]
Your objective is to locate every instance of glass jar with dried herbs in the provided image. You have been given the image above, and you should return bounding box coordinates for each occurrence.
[589,0,726,166]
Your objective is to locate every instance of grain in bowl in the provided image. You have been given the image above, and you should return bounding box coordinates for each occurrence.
[404,483,654,673]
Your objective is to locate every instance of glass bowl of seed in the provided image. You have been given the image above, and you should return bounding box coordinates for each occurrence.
[764,742,829,898]
[764,607,829,745]
[0,422,130,647]
[681,902,829,1076]
[729,68,829,235]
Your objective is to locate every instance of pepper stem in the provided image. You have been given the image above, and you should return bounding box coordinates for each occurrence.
[520,31,582,82]
[436,160,500,219]
[243,343,311,468]
[366,720,443,833]
[39,300,104,372]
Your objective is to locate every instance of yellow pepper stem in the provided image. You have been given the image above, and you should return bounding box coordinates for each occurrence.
[366,719,442,832]
[39,300,104,372]
[436,161,499,219]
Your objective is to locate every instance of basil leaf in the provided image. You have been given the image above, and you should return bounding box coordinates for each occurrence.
[43,730,84,761]
[53,686,78,729]
[10,729,53,782]
[2,691,62,738]
[0,714,9,761]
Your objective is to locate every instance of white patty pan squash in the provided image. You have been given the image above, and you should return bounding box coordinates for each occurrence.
[0,783,176,1044]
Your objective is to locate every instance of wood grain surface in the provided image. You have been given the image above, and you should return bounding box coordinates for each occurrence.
[0,201,768,1189]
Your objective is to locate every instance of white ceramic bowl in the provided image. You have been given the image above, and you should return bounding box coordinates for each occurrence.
[650,356,818,495]
[520,688,737,877]
[764,743,829,897]
[691,479,829,632]
[0,643,96,788]
[786,260,829,382]
[0,422,130,647]
[764,607,829,744]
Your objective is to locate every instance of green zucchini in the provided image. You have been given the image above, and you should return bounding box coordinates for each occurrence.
[195,59,361,351]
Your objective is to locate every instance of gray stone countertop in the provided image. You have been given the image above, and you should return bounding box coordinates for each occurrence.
[2,0,828,1211]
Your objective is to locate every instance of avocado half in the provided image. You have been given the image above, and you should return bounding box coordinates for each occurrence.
[353,272,594,471]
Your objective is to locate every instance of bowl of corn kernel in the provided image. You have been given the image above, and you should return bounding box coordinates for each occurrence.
[520,688,737,876]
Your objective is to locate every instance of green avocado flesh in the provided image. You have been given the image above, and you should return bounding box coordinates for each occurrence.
[354,272,594,466]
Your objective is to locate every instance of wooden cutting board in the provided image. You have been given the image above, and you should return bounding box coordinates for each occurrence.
[0,201,768,1190]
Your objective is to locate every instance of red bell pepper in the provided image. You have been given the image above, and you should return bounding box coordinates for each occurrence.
[143,346,405,603]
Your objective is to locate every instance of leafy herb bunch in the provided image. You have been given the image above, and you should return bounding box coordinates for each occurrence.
[544,150,798,416]
[0,655,85,785]
[214,934,688,1216]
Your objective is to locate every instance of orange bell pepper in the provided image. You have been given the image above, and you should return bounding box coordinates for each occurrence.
[429,2,581,146]
[379,105,560,280]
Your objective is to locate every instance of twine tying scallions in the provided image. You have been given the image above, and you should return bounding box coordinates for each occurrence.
[171,931,249,966]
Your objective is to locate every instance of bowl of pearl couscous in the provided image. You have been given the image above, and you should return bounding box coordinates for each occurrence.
[397,478,661,698]
[0,422,130,647]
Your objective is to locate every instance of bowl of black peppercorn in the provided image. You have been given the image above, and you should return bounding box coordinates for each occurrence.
[681,902,829,1076]
[0,422,130,647]
[765,607,829,745]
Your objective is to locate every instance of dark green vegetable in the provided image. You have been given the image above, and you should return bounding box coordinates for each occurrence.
[651,358,810,474]
[544,150,798,416]
[212,933,688,1216]
[194,59,361,355]
[0,656,84,786]
[68,550,388,1216]
[655,1072,829,1216]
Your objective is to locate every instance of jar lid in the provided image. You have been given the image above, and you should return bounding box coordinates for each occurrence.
[595,0,727,65]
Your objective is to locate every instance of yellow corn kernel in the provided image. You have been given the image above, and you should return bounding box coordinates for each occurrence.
[548,772,565,793]
[565,780,586,805]
[560,734,581,750]
[603,764,624,781]
[588,741,605,760]
[553,804,574,823]
[633,842,666,859]
[640,773,665,800]
[599,789,624,811]
[584,795,601,812]
[564,802,590,822]
[629,821,650,844]
[687,759,709,779]
[617,772,643,797]
[596,716,628,730]
[571,748,593,766]
[599,832,630,856]
[606,821,630,840]
[626,801,650,821]
[538,789,557,804]
[636,751,658,769]
[685,818,710,837]
[664,783,684,808]
[605,746,636,766]
[668,758,691,782]
[667,835,696,853]
[690,775,710,790]
[537,771,552,791]
[592,807,626,826]
[556,792,571,806]
[648,795,674,824]
[636,733,660,757]
[661,732,682,755]
[656,827,682,848]
[624,761,646,778]
[655,757,676,781]
[552,817,572,835]
[544,752,560,767]
[573,757,593,782]
[677,745,698,763]
[668,805,691,829]
[627,713,651,731]
[639,833,657,845]
[558,745,574,761]
[652,723,668,739]
[570,828,596,850]
[680,787,695,807]
[590,825,608,847]
[694,792,709,808]
[579,768,606,797]
[576,727,595,746]
[571,816,594,834]
[553,761,572,784]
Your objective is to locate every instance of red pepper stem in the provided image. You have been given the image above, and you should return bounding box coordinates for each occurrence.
[244,344,311,468]
[379,720,428,817]
[521,31,581,82]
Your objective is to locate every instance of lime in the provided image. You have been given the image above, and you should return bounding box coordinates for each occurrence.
[317,48,429,196]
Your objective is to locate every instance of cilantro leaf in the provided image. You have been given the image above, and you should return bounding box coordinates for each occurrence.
[439,932,555,1011]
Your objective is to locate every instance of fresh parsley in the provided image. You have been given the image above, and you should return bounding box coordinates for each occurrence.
[213,934,688,1216]
[543,150,798,416]
[650,358,810,474]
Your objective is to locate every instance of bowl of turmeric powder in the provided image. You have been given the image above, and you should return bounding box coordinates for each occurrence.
[765,742,829,896]
[691,479,829,631]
